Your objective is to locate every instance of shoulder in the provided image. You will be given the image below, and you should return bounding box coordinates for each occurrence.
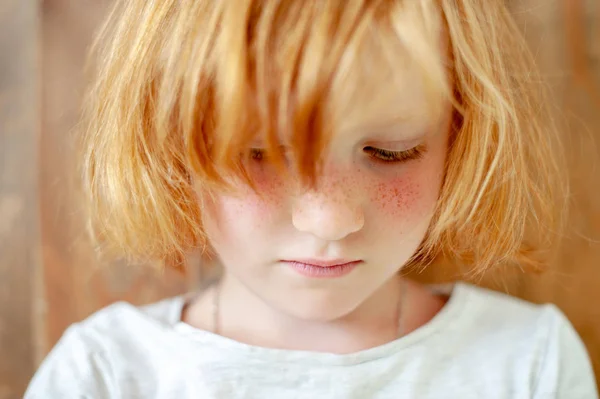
[447,283,598,397]
[453,282,558,331]
[451,283,577,352]
[25,296,186,398]
[83,295,186,332]
[54,296,185,356]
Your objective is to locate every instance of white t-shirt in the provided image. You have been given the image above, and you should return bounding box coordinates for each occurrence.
[26,282,597,398]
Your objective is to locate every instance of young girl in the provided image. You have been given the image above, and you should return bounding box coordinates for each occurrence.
[27,0,597,397]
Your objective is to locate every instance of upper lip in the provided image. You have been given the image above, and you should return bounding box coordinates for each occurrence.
[283,259,361,267]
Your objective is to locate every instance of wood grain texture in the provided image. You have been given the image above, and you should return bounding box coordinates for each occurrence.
[7,0,596,392]
[510,0,600,380]
[418,0,600,384]
[0,2,40,398]
[40,0,199,356]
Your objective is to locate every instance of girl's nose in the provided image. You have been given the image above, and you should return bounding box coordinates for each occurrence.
[291,184,364,241]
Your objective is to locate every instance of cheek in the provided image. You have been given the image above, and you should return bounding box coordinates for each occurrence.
[372,176,422,218]
[369,162,443,221]
[204,193,273,257]
[209,173,287,230]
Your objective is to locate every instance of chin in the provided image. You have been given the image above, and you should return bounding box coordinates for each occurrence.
[275,292,363,323]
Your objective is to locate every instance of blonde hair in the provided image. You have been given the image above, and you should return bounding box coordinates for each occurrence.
[82,0,567,275]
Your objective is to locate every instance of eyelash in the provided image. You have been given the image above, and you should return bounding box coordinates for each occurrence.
[249,148,266,160]
[364,145,426,163]
[248,145,426,164]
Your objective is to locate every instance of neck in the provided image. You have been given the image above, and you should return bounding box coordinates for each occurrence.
[214,273,405,354]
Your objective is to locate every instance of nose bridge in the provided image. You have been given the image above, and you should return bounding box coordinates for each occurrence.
[292,172,364,241]
[312,159,356,197]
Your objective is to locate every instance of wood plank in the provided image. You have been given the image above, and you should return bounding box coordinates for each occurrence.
[0,1,40,398]
[414,0,600,385]
[510,0,600,381]
[35,0,600,390]
[40,0,197,354]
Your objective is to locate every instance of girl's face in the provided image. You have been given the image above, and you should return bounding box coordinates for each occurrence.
[201,61,451,322]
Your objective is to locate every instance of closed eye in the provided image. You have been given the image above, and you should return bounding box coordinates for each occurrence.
[250,145,426,164]
[247,146,290,165]
[363,144,427,163]
[249,148,266,160]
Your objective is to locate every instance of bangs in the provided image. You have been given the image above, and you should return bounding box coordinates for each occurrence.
[161,0,451,187]
[83,0,566,271]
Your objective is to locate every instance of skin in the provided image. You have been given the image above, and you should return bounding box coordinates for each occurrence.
[184,54,451,355]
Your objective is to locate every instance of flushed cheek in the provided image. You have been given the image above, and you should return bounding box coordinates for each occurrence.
[371,176,428,220]
[203,193,274,258]
[213,176,287,229]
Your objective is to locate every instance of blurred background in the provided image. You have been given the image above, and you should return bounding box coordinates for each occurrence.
[0,0,599,397]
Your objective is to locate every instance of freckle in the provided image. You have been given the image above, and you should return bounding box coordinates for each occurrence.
[373,179,418,216]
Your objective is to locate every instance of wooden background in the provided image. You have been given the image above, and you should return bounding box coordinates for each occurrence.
[0,0,599,397]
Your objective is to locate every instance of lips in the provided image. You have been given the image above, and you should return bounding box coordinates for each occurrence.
[282,259,362,278]
[286,259,360,267]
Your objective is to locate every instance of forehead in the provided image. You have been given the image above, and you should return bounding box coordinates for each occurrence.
[326,13,450,143]
[333,64,444,143]
[204,0,450,179]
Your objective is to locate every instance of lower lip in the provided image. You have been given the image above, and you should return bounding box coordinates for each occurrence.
[284,261,361,278]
